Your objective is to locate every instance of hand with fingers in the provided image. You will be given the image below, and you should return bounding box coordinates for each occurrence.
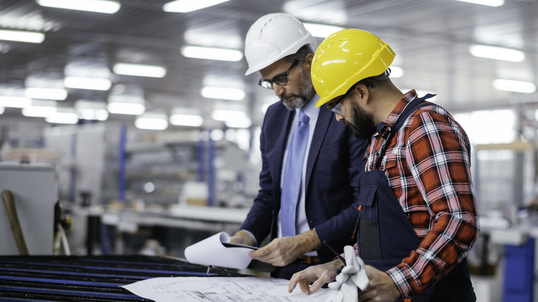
[229,230,256,246]
[357,265,401,302]
[248,229,321,267]
[324,245,369,302]
[288,259,343,295]
[248,237,303,266]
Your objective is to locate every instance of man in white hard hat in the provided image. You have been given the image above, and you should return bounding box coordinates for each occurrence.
[229,13,368,279]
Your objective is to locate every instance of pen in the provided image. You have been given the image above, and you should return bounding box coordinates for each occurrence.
[323,240,346,265]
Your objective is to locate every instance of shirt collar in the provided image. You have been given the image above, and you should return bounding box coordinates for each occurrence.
[296,93,320,121]
[374,89,418,138]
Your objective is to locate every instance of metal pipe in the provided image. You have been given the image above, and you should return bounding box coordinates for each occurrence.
[2,190,29,255]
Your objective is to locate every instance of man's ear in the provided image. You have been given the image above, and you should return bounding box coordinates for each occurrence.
[355,84,371,105]
[305,53,314,70]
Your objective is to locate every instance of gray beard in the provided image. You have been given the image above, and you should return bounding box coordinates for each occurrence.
[280,65,314,111]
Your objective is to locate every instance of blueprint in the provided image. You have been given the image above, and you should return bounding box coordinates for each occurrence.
[123,276,332,302]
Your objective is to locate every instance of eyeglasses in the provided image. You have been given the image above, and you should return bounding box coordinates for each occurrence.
[258,60,299,90]
[327,85,355,116]
[326,82,373,116]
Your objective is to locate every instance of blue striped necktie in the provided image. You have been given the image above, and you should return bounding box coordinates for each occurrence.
[281,109,310,237]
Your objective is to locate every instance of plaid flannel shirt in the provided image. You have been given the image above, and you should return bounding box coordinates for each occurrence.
[361,89,479,298]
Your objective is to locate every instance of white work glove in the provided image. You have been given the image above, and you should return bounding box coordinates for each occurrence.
[325,245,369,302]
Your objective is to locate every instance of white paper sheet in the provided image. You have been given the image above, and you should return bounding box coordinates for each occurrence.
[184,231,254,269]
[122,276,333,302]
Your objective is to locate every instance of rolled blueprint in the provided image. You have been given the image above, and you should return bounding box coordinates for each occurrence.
[184,231,254,269]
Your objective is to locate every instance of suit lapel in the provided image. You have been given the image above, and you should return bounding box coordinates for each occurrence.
[305,106,332,192]
[272,108,295,201]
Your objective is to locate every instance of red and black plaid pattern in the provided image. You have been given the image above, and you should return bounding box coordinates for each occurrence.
[364,90,479,298]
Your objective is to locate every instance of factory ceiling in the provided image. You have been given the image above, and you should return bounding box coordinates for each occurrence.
[0,0,537,132]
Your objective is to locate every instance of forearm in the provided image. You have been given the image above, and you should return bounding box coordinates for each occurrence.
[322,258,345,274]
[296,229,323,254]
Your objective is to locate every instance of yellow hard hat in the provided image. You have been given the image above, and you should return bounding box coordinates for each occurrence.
[312,29,395,108]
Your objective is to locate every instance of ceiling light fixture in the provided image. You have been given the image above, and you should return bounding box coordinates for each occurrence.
[64,77,112,91]
[78,109,109,121]
[0,29,44,43]
[0,96,32,108]
[113,63,167,78]
[25,88,68,100]
[135,113,169,130]
[107,102,145,115]
[170,114,204,127]
[201,87,245,101]
[46,111,79,124]
[470,44,525,62]
[454,0,504,6]
[493,79,536,93]
[181,46,243,62]
[225,117,251,128]
[75,100,108,120]
[303,23,344,38]
[212,109,246,121]
[22,106,57,118]
[163,0,230,13]
[36,0,121,14]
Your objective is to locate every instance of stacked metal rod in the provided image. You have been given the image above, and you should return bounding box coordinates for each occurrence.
[0,255,243,301]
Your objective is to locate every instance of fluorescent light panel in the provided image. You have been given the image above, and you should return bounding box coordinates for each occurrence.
[181,46,243,62]
[113,63,167,78]
[25,88,68,100]
[46,112,79,124]
[170,114,204,127]
[303,23,344,38]
[202,87,245,100]
[64,77,112,91]
[212,109,246,121]
[36,0,121,14]
[455,0,504,6]
[78,109,109,121]
[493,79,536,93]
[470,44,524,62]
[107,102,145,115]
[22,106,57,118]
[0,29,44,43]
[163,0,230,13]
[135,117,168,130]
[225,117,251,128]
[0,96,32,108]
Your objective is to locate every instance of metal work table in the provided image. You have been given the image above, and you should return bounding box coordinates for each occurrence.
[0,255,244,301]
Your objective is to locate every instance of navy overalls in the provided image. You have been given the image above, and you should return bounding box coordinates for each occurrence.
[355,95,476,301]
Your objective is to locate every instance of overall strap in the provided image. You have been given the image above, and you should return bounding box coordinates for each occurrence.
[374,94,436,170]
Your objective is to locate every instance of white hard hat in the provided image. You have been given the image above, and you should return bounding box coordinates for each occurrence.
[244,13,317,76]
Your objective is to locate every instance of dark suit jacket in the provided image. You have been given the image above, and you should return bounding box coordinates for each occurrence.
[240,99,368,263]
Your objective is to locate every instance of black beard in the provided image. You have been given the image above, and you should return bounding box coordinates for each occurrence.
[344,101,377,140]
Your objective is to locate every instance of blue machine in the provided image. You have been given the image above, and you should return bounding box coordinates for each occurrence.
[503,237,535,302]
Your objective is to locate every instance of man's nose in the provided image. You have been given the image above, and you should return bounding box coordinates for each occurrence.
[273,84,285,96]
[335,113,344,122]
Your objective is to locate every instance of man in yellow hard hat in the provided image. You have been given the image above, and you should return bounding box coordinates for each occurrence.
[228,14,368,279]
[288,29,479,301]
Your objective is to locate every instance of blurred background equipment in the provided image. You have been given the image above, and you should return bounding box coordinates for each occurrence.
[0,162,56,255]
